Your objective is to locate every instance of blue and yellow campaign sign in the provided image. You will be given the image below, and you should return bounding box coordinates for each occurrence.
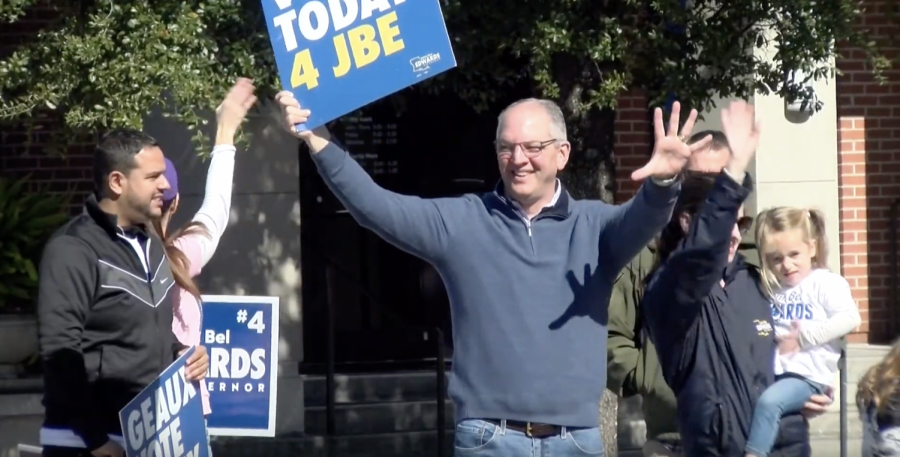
[261,0,457,130]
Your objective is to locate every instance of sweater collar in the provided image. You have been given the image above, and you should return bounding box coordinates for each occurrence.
[492,179,570,219]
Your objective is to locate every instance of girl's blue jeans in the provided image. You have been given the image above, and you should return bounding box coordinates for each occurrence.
[745,374,826,457]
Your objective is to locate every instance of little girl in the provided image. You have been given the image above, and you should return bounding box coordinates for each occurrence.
[858,340,900,456]
[744,206,861,457]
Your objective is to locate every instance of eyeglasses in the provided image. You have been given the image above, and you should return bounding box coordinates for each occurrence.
[495,139,558,158]
[738,216,754,235]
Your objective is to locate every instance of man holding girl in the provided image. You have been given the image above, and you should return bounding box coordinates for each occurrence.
[640,101,856,457]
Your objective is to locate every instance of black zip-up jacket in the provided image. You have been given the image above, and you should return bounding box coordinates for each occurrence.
[642,173,810,457]
[37,194,183,450]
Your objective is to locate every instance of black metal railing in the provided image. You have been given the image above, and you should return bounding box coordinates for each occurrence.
[840,336,847,457]
[311,249,448,456]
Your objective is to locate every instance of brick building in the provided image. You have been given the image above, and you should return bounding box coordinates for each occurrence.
[1,2,898,345]
[613,2,900,345]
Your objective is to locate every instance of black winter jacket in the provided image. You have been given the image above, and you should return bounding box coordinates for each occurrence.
[37,195,183,450]
[642,173,810,457]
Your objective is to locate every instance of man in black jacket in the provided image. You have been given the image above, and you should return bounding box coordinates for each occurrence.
[641,102,828,457]
[37,129,209,457]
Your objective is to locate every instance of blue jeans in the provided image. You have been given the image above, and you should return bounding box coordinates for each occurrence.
[453,419,604,456]
[745,375,825,457]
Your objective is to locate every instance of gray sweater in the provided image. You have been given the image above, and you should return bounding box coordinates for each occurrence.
[312,142,679,426]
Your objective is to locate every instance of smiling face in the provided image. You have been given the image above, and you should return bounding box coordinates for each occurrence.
[108,145,170,224]
[495,101,570,211]
[763,227,817,287]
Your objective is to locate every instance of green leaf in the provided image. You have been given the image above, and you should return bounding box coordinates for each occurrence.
[0,175,67,312]
[23,260,37,281]
[0,0,889,198]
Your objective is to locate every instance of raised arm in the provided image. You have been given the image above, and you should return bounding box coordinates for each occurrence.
[647,172,752,315]
[37,235,109,451]
[180,144,234,273]
[181,79,256,272]
[643,100,760,344]
[278,92,452,263]
[599,180,679,275]
[601,101,713,276]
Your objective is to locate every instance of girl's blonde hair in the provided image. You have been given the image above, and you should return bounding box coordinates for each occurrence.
[754,206,829,298]
[858,340,900,415]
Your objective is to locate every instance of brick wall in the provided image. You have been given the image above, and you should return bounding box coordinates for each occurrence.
[836,0,900,344]
[613,91,652,203]
[838,118,872,343]
[0,3,93,215]
[0,132,95,215]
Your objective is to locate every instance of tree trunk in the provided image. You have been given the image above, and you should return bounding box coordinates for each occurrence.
[561,104,617,205]
[554,78,619,456]
[565,105,619,456]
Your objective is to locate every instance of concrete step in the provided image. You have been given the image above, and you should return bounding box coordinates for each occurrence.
[0,379,42,457]
[810,414,862,441]
[211,431,454,457]
[812,437,864,457]
[303,371,446,407]
[304,400,456,435]
[844,343,890,378]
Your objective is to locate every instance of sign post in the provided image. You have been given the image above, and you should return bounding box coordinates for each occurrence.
[200,295,280,437]
[260,0,457,130]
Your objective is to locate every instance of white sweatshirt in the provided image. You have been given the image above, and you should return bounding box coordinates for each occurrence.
[772,268,862,386]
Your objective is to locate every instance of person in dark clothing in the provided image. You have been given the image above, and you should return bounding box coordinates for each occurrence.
[640,101,830,457]
[607,130,759,457]
[37,129,209,457]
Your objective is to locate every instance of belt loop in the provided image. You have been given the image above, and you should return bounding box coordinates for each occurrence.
[500,419,507,435]
[561,426,567,439]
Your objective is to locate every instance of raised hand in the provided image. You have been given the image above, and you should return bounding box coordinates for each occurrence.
[631,101,712,181]
[275,91,331,152]
[720,100,761,180]
[275,91,314,140]
[216,78,257,134]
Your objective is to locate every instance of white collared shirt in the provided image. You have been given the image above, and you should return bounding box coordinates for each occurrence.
[508,175,676,226]
[510,179,563,223]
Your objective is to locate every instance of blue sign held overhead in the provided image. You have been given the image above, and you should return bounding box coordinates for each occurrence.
[201,295,280,437]
[119,347,209,457]
[261,0,457,130]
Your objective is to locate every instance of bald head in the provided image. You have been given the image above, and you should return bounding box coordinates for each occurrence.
[496,98,568,142]
[494,98,572,215]
[687,130,731,173]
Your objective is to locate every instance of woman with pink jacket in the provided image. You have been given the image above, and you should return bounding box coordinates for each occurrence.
[152,79,257,454]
